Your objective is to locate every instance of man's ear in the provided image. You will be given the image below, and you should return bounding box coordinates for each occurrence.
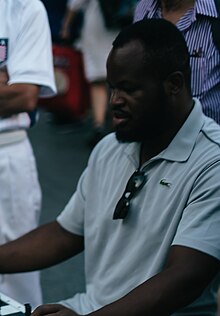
[163,71,185,96]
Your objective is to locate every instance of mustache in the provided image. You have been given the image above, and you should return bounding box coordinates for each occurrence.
[112,107,131,119]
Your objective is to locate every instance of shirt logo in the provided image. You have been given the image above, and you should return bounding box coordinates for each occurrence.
[160,179,172,187]
[0,39,8,65]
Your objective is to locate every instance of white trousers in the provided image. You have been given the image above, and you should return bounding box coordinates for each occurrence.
[0,136,42,309]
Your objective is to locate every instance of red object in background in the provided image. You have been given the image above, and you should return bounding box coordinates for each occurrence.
[39,44,90,121]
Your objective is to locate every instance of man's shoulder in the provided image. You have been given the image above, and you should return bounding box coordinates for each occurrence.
[134,0,157,22]
[201,115,220,149]
[4,0,46,15]
[89,133,127,164]
[92,133,120,155]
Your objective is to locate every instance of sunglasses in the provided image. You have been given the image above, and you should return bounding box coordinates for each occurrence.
[113,169,147,220]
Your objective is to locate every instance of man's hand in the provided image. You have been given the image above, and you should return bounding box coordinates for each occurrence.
[32,304,80,316]
[0,69,9,85]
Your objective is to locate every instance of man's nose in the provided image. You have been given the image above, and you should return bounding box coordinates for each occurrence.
[109,89,124,105]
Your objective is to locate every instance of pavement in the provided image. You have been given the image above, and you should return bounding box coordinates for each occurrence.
[28,110,91,303]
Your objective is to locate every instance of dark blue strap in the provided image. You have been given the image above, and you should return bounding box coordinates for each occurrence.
[212,0,220,52]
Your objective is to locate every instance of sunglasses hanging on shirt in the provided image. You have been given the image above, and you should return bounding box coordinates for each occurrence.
[113,169,147,220]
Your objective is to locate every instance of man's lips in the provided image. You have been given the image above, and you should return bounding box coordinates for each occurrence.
[112,110,130,126]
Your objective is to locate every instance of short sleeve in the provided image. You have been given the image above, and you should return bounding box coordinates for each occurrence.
[57,169,87,236]
[172,160,220,261]
[7,1,56,97]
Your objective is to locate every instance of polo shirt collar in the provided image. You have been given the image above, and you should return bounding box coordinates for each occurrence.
[142,0,218,20]
[124,98,205,164]
[143,0,160,18]
[196,0,219,19]
[158,98,205,162]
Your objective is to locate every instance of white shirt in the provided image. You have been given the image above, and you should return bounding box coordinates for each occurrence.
[0,0,56,131]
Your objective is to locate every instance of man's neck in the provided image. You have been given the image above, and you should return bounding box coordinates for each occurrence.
[161,0,195,11]
[160,0,195,24]
[139,99,194,166]
[139,132,176,165]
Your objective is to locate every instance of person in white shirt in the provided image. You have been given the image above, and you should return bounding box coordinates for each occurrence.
[0,0,56,308]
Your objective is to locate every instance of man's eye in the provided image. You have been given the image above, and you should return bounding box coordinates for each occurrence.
[123,87,136,93]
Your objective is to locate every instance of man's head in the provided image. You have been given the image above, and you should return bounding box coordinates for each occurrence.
[106,19,192,143]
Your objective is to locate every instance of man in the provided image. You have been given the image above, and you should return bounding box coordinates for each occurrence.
[0,0,56,308]
[134,0,220,124]
[0,19,220,315]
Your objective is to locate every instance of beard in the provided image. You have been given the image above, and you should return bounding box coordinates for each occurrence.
[115,87,171,143]
[115,120,149,143]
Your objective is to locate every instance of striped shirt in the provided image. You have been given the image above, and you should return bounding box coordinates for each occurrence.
[134,0,220,124]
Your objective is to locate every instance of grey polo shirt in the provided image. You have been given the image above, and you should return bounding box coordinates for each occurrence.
[57,98,220,315]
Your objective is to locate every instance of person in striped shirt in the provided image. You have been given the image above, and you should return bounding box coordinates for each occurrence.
[134,0,220,124]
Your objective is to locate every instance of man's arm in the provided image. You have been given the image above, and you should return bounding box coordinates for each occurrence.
[0,220,84,273]
[60,8,77,40]
[32,245,219,316]
[0,69,39,117]
[88,246,219,316]
[0,83,39,117]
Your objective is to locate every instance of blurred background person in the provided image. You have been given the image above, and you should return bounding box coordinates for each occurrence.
[60,0,119,148]
[0,0,56,308]
[41,0,68,42]
[134,0,220,124]
[41,0,83,44]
